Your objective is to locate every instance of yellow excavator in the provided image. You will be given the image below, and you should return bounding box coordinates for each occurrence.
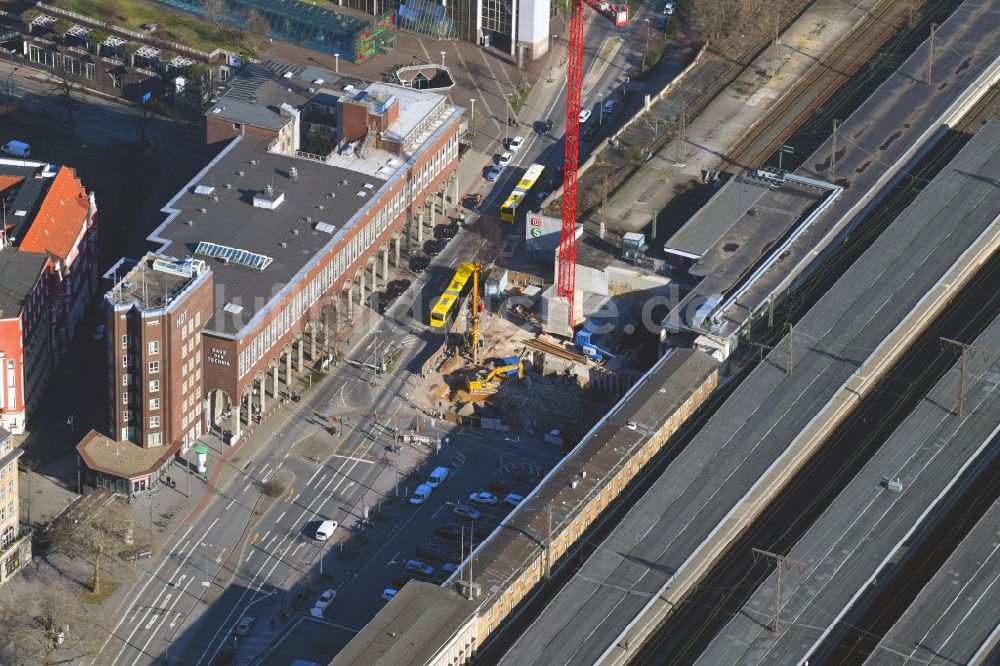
[467,357,524,396]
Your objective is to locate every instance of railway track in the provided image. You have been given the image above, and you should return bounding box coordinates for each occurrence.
[721,0,921,173]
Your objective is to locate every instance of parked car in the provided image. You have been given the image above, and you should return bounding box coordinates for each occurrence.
[486,165,504,182]
[663,1,675,14]
[381,587,398,602]
[314,589,337,609]
[462,193,483,209]
[435,524,463,540]
[386,279,411,298]
[582,124,599,142]
[508,136,524,152]
[214,645,235,664]
[504,493,525,507]
[435,224,458,240]
[452,504,481,520]
[426,466,449,488]
[442,562,459,574]
[602,99,621,115]
[498,151,513,167]
[487,480,512,495]
[423,239,446,256]
[235,616,254,636]
[416,544,454,563]
[404,559,435,577]
[409,483,433,506]
[579,109,592,123]
[409,256,430,274]
[469,491,499,506]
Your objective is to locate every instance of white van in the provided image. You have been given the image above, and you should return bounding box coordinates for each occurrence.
[409,483,433,506]
[426,466,449,488]
[2,141,30,158]
[315,519,338,541]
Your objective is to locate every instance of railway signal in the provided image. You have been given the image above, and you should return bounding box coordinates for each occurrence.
[752,548,806,632]
[939,337,990,416]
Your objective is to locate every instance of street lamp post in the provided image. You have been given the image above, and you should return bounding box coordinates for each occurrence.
[504,92,512,147]
[469,98,476,123]
[642,19,651,72]
[333,53,340,74]
[598,92,604,125]
[440,51,446,68]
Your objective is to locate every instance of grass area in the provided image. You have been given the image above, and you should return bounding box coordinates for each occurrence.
[78,579,120,605]
[511,81,533,114]
[49,0,250,56]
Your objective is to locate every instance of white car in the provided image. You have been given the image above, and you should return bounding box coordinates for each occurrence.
[469,491,499,506]
[235,616,254,636]
[579,109,592,123]
[405,559,435,577]
[508,136,524,152]
[486,165,504,182]
[452,504,481,520]
[409,483,433,506]
[504,493,525,507]
[498,151,512,167]
[663,1,675,14]
[381,587,398,602]
[314,589,337,609]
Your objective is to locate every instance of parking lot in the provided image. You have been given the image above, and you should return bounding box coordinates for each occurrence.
[312,426,561,630]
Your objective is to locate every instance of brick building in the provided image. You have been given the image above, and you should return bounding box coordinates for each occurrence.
[79,60,463,493]
[0,428,31,586]
[0,160,98,434]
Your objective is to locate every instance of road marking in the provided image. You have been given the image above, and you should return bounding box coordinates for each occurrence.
[277,511,286,522]
[144,614,160,630]
[216,548,226,564]
[246,551,254,562]
[431,505,445,520]
[328,454,376,464]
[387,551,400,567]
[259,463,269,476]
[307,467,323,485]
[243,482,252,492]
[226,498,236,510]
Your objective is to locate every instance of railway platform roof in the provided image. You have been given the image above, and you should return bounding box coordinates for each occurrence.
[695,294,1000,666]
[498,115,1000,666]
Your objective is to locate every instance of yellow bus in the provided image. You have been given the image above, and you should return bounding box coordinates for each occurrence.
[429,262,476,327]
[499,164,546,223]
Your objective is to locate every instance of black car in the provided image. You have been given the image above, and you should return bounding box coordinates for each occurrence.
[435,224,458,240]
[435,524,463,540]
[386,279,411,298]
[582,124,599,142]
[536,118,554,134]
[487,480,513,495]
[416,545,455,563]
[424,239,446,256]
[410,256,430,274]
[377,293,392,314]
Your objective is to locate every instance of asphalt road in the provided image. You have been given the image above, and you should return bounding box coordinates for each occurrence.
[99,194,563,665]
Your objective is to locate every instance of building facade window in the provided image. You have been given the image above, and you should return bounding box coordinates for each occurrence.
[149,416,160,428]
[149,340,159,354]
[148,433,162,446]
[148,361,159,374]
[149,380,159,392]
[149,398,160,410]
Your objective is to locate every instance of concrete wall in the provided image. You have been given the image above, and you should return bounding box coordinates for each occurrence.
[516,0,550,59]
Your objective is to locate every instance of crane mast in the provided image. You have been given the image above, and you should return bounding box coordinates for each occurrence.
[557,0,627,333]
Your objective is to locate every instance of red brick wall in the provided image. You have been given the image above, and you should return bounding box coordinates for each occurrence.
[206,117,280,149]
[340,101,370,144]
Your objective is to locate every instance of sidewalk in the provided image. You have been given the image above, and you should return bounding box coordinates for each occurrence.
[598,0,882,242]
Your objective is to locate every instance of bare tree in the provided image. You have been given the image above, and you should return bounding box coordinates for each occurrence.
[48,68,83,124]
[0,587,110,665]
[202,0,231,35]
[241,9,270,56]
[46,492,134,596]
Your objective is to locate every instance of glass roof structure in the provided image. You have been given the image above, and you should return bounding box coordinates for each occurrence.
[195,241,273,271]
[152,0,396,62]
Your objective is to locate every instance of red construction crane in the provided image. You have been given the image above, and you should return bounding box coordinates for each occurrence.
[558,0,629,333]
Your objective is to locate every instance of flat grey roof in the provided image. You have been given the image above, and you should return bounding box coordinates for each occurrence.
[149,136,388,336]
[331,582,476,666]
[866,498,1000,666]
[208,60,358,131]
[0,248,48,318]
[499,116,1000,666]
[663,178,769,259]
[696,309,1000,665]
[108,254,204,312]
